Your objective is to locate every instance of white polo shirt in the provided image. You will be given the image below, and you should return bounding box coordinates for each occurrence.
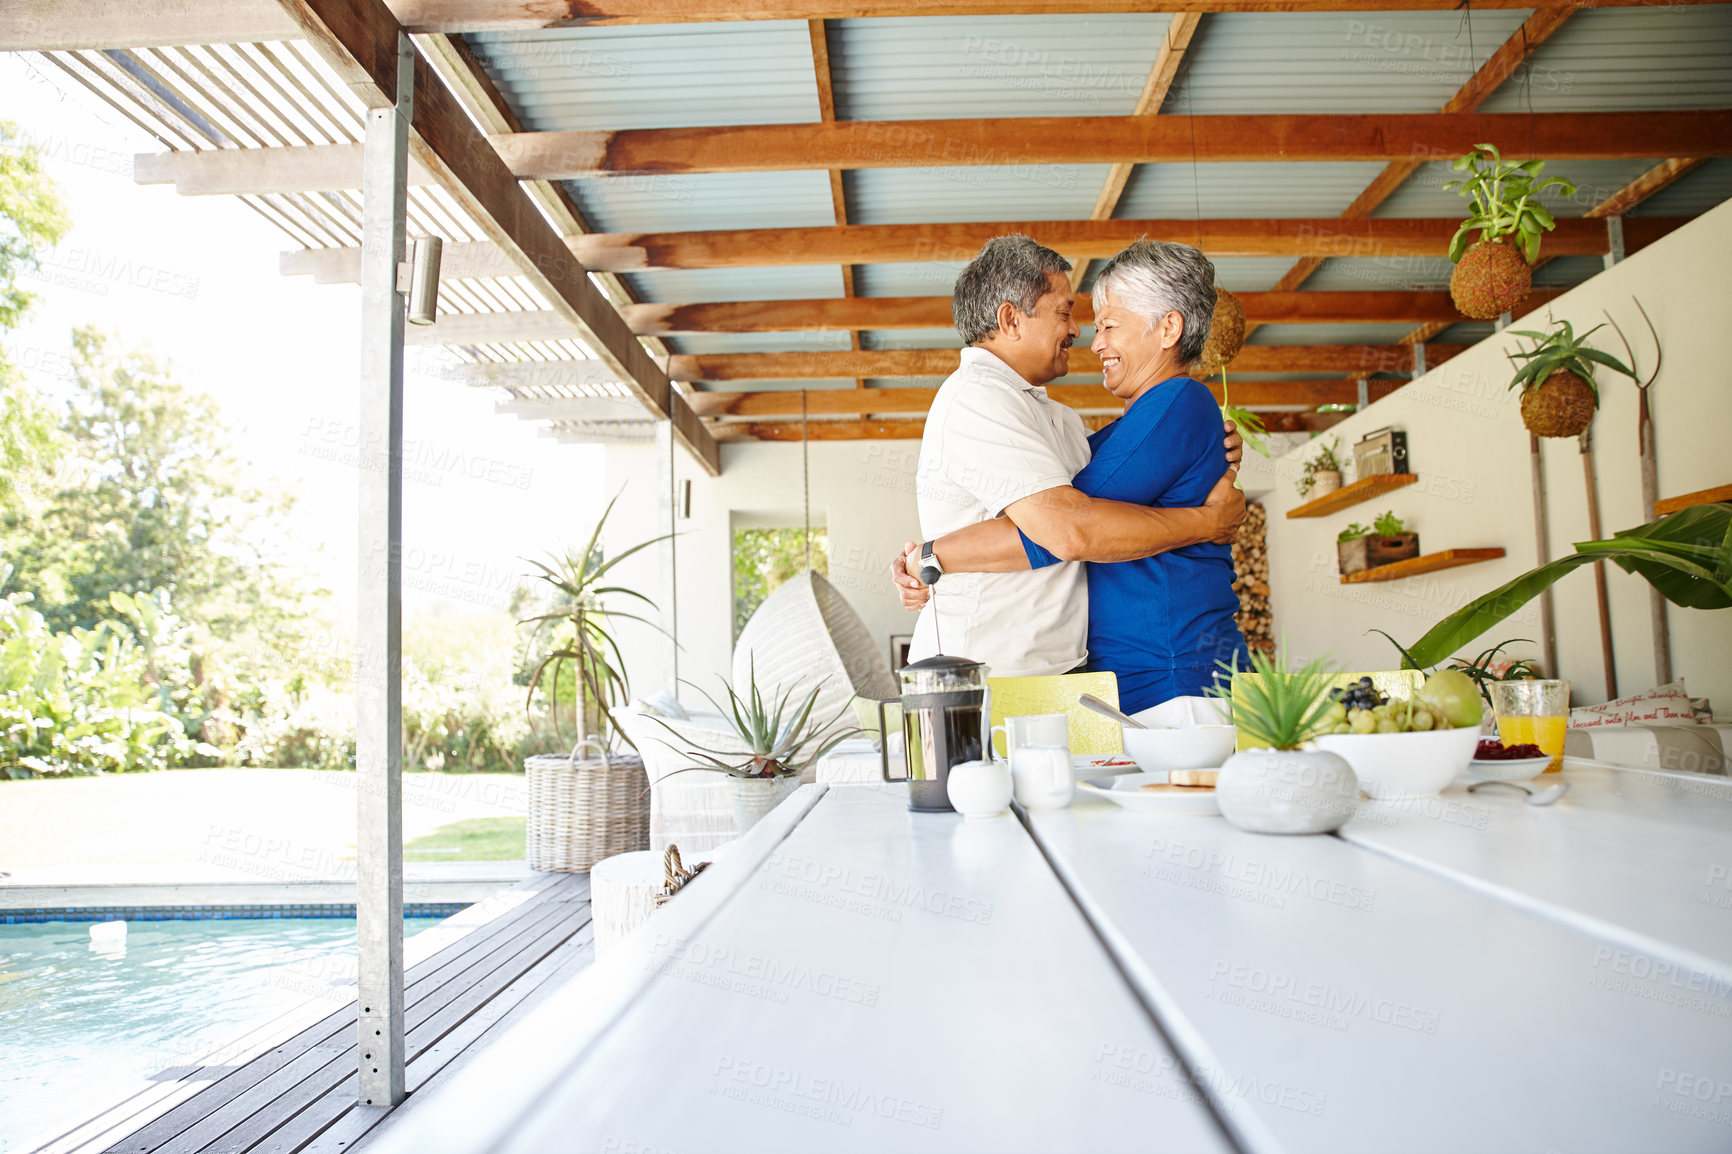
[909,346,1091,676]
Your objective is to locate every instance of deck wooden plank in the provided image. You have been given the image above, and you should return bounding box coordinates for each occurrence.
[254,911,594,1154]
[94,874,590,1154]
[143,900,582,1154]
[324,926,598,1154]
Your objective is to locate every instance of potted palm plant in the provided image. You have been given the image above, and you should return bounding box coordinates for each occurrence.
[657,659,858,833]
[518,492,673,872]
[1505,317,1638,439]
[1208,648,1359,835]
[1444,144,1576,320]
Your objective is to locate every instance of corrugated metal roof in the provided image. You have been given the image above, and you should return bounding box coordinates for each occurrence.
[856,262,971,297]
[621,266,847,304]
[561,170,837,235]
[1245,323,1418,347]
[1479,6,1732,113]
[1304,254,1457,292]
[1633,160,1732,218]
[866,328,963,351]
[1115,161,1391,219]
[830,14,1179,120]
[1373,159,1668,219]
[465,22,822,131]
[847,165,1110,224]
[1171,10,1533,115]
[663,331,853,355]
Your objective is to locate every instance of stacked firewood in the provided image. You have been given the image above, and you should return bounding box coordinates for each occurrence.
[1232,501,1274,654]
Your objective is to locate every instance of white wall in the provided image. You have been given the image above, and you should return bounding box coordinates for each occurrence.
[1252,198,1732,710]
[603,437,923,702]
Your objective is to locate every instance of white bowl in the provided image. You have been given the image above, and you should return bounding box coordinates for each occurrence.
[1461,755,1553,785]
[1312,725,1480,799]
[1076,773,1222,816]
[1120,725,1237,773]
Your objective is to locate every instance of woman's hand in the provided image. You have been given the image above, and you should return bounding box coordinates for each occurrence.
[1223,418,1244,471]
[891,540,932,610]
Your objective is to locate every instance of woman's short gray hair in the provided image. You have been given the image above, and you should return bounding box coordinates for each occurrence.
[952,235,1073,346]
[1092,241,1217,366]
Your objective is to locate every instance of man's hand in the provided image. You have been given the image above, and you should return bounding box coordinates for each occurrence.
[1223,417,1244,472]
[891,539,931,610]
[1204,470,1248,544]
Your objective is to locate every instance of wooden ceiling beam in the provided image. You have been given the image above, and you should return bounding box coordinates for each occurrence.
[281,240,517,283]
[715,408,1346,442]
[687,378,1394,417]
[0,0,298,49]
[272,0,720,474]
[378,0,1721,31]
[571,217,1681,271]
[807,16,866,390]
[669,344,1463,381]
[490,111,1732,179]
[623,289,1565,334]
[1070,11,1201,290]
[135,144,436,195]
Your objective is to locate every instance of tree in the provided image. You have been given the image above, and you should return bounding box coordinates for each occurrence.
[0,119,72,513]
[3,328,317,658]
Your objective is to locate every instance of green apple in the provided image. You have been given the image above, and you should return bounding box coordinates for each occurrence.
[1418,669,1483,729]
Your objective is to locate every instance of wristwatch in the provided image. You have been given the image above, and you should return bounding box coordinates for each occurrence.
[917,541,944,586]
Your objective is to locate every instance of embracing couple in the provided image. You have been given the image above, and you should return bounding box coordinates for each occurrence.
[891,234,1252,717]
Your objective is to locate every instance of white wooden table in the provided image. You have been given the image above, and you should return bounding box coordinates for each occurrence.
[369,763,1732,1154]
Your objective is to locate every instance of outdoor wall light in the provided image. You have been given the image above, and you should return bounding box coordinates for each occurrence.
[404,235,443,326]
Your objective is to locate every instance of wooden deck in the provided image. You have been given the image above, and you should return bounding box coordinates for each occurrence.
[32,873,593,1154]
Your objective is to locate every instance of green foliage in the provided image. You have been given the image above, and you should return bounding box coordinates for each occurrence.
[1208,646,1340,751]
[1444,143,1576,265]
[1338,522,1372,543]
[0,569,219,777]
[404,817,525,862]
[732,527,828,640]
[1221,404,1269,459]
[1296,438,1342,498]
[1446,640,1543,708]
[1372,510,1406,537]
[1404,504,1731,668]
[659,657,858,779]
[521,491,674,750]
[1505,317,1637,405]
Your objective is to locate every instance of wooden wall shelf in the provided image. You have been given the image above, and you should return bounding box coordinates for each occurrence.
[1654,483,1732,516]
[1340,548,1506,585]
[1287,472,1417,519]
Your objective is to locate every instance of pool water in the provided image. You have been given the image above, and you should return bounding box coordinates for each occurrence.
[0,918,441,1150]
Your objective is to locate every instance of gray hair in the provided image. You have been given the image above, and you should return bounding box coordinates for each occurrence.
[1091,241,1217,366]
[952,235,1073,346]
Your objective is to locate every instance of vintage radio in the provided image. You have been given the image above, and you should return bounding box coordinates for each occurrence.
[1353,427,1410,479]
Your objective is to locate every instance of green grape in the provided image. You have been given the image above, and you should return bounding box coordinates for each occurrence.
[1332,723,1352,735]
[1325,702,1348,724]
[1376,719,1401,734]
[1409,707,1434,731]
[1350,710,1378,734]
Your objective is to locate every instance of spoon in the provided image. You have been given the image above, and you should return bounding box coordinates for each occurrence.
[1079,694,1145,729]
[1468,780,1571,806]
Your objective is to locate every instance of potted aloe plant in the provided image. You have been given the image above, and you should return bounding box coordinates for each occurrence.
[517,492,674,872]
[1444,144,1576,320]
[1207,647,1359,835]
[1505,317,1638,439]
[658,658,859,833]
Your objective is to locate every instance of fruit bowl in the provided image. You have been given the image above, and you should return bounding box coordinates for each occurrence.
[1313,725,1480,799]
[1121,725,1237,774]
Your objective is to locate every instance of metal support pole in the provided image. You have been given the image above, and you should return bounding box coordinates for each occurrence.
[1356,378,1369,410]
[1410,343,1427,381]
[1579,426,1617,699]
[655,419,679,686]
[1604,215,1626,270]
[357,32,413,1110]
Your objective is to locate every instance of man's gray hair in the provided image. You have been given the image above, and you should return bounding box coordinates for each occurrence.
[1091,240,1217,366]
[952,235,1073,346]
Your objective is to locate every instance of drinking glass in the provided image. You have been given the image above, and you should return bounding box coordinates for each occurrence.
[1488,680,1571,773]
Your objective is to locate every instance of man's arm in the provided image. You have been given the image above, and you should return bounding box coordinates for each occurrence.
[1005,467,1245,563]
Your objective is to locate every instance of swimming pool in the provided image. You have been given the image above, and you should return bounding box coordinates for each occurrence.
[0,917,443,1150]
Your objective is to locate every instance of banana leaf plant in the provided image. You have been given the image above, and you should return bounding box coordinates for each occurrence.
[1403,504,1731,669]
[520,491,676,752]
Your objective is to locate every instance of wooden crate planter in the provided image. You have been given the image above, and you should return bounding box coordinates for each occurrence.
[1338,533,1419,576]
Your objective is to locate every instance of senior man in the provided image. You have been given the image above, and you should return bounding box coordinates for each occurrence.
[902,234,1243,677]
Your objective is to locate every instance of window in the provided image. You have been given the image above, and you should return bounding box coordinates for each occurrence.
[731,526,829,641]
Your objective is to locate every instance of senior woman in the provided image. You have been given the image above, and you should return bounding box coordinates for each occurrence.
[896,240,1251,713]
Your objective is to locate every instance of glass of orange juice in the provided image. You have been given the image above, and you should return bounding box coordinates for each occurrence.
[1488,680,1571,773]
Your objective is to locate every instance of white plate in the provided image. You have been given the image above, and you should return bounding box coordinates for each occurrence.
[1077,773,1221,816]
[1460,756,1553,784]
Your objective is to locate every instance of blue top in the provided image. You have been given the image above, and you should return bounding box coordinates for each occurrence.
[1020,376,1250,713]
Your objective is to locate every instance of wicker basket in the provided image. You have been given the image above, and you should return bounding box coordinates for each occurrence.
[524,740,650,873]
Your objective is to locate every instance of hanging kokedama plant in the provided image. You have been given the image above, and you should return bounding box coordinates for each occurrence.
[1505,318,1636,438]
[1444,144,1576,321]
[1196,286,1245,376]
